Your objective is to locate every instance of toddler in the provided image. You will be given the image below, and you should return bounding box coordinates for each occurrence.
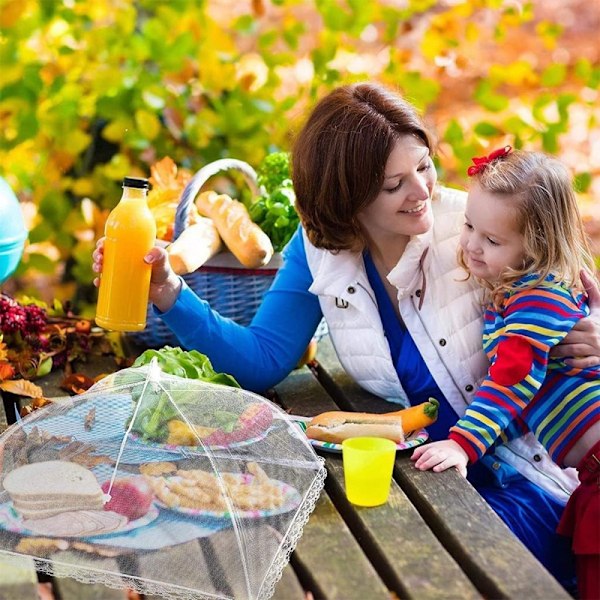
[412,146,600,599]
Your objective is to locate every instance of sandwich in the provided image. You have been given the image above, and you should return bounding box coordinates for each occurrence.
[305,411,404,444]
[3,460,104,520]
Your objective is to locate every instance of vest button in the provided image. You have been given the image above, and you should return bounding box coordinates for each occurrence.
[415,289,422,298]
[533,454,542,462]
[347,286,356,294]
[439,338,447,347]
[465,384,474,392]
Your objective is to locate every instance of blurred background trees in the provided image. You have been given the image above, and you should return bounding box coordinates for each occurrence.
[1,0,598,314]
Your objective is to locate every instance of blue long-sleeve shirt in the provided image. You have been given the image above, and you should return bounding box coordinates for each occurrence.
[157,228,322,391]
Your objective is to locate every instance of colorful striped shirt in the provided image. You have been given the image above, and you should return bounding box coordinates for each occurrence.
[449,273,600,468]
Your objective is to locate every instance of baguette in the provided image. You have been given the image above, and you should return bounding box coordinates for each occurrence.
[305,412,404,444]
[195,191,274,268]
[167,217,222,275]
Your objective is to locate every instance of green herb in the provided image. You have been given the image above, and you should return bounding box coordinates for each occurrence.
[128,346,240,442]
[133,346,240,388]
[249,151,299,252]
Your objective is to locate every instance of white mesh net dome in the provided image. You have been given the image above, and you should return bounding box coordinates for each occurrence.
[0,359,326,600]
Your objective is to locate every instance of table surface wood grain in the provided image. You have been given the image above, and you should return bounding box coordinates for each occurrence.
[0,336,570,600]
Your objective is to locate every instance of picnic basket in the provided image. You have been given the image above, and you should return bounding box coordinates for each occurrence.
[129,158,281,348]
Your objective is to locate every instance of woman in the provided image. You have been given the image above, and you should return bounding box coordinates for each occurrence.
[94,83,600,590]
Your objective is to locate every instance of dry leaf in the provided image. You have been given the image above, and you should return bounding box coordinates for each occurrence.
[0,379,43,398]
[61,373,95,394]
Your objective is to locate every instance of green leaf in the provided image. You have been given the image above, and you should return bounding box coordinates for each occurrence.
[444,119,464,145]
[573,172,592,193]
[26,253,56,274]
[541,64,566,87]
[474,81,509,112]
[36,356,54,378]
[474,122,501,137]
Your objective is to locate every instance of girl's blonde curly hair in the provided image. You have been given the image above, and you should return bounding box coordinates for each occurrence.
[459,149,596,308]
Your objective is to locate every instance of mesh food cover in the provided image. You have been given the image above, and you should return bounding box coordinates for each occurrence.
[0,360,326,600]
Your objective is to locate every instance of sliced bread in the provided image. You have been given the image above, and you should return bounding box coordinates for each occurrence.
[3,460,103,501]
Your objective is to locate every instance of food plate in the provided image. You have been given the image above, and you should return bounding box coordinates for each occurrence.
[154,474,302,520]
[21,393,132,443]
[0,502,159,539]
[126,425,274,455]
[293,419,429,454]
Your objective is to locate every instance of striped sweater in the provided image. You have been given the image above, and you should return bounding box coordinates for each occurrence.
[449,273,600,468]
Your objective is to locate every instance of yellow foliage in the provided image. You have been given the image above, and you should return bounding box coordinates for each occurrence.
[489,61,538,87]
[102,119,132,143]
[0,0,28,28]
[135,109,161,140]
[236,53,269,93]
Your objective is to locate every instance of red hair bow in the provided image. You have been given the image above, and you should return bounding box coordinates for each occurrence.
[467,145,512,177]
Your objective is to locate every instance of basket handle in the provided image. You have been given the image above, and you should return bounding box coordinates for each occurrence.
[174,158,261,240]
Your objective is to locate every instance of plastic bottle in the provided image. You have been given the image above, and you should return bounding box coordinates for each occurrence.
[95,177,156,331]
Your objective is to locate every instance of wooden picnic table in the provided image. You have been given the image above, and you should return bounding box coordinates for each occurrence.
[0,335,570,600]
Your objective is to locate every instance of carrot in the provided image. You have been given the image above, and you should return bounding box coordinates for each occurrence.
[387,398,439,433]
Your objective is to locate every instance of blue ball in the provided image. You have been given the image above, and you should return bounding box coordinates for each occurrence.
[0,176,28,284]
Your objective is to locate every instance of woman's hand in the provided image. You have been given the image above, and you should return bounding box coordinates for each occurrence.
[92,238,182,313]
[411,439,469,477]
[550,270,600,368]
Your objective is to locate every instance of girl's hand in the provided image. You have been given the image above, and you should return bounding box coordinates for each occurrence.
[550,270,600,369]
[411,439,469,477]
[92,238,181,313]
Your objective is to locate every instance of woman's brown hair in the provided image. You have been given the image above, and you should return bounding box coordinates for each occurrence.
[292,82,434,251]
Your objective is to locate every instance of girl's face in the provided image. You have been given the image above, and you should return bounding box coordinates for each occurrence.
[357,135,436,245]
[460,182,527,282]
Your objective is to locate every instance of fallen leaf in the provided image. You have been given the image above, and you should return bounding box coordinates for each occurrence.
[0,361,15,381]
[61,373,95,394]
[0,379,43,398]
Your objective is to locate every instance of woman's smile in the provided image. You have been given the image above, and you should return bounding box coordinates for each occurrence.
[399,201,428,215]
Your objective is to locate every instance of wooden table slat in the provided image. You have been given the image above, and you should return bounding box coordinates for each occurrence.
[292,492,391,600]
[276,365,482,600]
[325,457,482,600]
[0,554,38,600]
[314,335,570,600]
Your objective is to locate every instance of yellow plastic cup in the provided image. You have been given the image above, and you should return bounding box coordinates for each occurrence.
[342,437,397,507]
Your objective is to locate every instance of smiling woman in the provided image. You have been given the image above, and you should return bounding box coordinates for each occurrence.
[92,82,600,595]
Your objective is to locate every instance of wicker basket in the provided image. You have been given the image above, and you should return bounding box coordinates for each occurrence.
[129,159,282,349]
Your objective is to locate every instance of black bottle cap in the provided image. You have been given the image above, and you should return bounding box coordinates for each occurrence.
[122,176,149,189]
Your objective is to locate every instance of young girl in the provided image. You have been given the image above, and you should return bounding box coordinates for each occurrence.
[412,146,600,599]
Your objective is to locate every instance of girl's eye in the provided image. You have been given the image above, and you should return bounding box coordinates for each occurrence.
[418,163,431,172]
[385,180,403,193]
[487,238,500,246]
[464,222,473,230]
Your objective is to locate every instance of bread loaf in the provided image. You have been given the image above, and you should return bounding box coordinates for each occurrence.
[167,217,222,275]
[195,191,274,268]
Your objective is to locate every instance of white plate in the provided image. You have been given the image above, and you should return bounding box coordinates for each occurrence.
[0,502,159,539]
[154,474,302,520]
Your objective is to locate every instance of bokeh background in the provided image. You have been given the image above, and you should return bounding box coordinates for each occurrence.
[1,0,598,314]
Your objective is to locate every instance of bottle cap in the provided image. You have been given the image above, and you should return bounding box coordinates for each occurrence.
[122,177,150,189]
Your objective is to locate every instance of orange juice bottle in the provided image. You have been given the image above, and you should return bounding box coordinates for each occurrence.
[95,177,156,331]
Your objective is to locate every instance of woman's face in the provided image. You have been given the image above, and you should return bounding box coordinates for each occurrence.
[357,135,436,245]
